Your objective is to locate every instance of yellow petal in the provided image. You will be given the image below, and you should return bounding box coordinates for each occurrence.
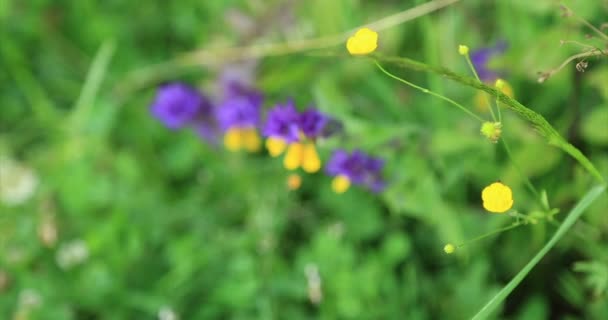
[346,27,378,55]
[482,182,514,213]
[287,174,302,190]
[331,175,351,194]
[223,128,242,152]
[266,137,287,157]
[242,128,261,152]
[301,143,321,173]
[283,143,303,170]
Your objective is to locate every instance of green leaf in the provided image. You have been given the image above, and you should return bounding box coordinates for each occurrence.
[471,184,607,320]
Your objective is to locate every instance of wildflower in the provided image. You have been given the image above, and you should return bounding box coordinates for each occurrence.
[263,102,334,173]
[444,243,456,254]
[304,263,323,304]
[326,149,386,193]
[346,27,378,55]
[150,83,212,130]
[0,157,38,206]
[158,306,179,320]
[216,83,263,152]
[287,174,302,190]
[482,182,514,213]
[56,239,89,270]
[458,45,469,55]
[263,101,301,156]
[480,121,502,143]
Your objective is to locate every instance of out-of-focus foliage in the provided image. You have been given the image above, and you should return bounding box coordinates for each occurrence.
[1,0,607,319]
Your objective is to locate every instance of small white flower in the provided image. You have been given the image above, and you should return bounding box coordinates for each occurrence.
[0,157,38,206]
[304,263,322,304]
[158,306,179,320]
[18,288,42,308]
[56,240,89,270]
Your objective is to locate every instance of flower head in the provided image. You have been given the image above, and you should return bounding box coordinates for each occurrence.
[263,102,335,171]
[482,182,513,213]
[471,41,508,82]
[215,83,263,152]
[263,101,301,143]
[346,27,378,55]
[458,45,469,55]
[480,121,502,143]
[150,83,212,130]
[216,85,262,131]
[326,149,386,193]
[444,243,456,254]
[299,108,329,139]
[0,157,38,206]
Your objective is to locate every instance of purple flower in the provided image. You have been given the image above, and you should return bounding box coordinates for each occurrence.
[262,101,301,143]
[471,41,508,82]
[150,83,211,130]
[215,84,263,131]
[298,108,329,139]
[263,101,336,143]
[326,149,386,192]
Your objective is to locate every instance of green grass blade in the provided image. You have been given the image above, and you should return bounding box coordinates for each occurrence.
[69,40,116,132]
[374,54,605,184]
[471,184,607,320]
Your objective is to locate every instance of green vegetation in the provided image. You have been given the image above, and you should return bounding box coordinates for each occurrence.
[1,0,607,319]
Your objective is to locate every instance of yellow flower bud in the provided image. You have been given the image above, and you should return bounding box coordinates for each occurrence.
[458,45,469,55]
[444,243,456,254]
[287,174,302,190]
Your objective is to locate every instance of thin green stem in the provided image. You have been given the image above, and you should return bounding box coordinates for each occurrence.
[562,3,608,41]
[375,54,605,183]
[464,53,497,121]
[374,61,484,122]
[496,95,502,122]
[501,137,541,201]
[456,222,521,248]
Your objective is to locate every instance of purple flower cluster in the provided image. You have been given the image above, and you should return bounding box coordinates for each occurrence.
[149,79,263,144]
[262,101,331,142]
[471,41,508,83]
[150,80,386,194]
[326,149,386,193]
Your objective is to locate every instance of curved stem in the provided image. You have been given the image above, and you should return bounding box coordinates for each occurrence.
[374,60,484,122]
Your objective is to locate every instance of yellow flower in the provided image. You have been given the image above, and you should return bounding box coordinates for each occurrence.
[443,243,456,254]
[224,127,261,152]
[482,182,514,213]
[331,175,351,194]
[346,27,378,55]
[287,174,302,190]
[283,142,321,173]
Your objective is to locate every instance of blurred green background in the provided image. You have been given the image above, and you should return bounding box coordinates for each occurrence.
[1,0,607,319]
